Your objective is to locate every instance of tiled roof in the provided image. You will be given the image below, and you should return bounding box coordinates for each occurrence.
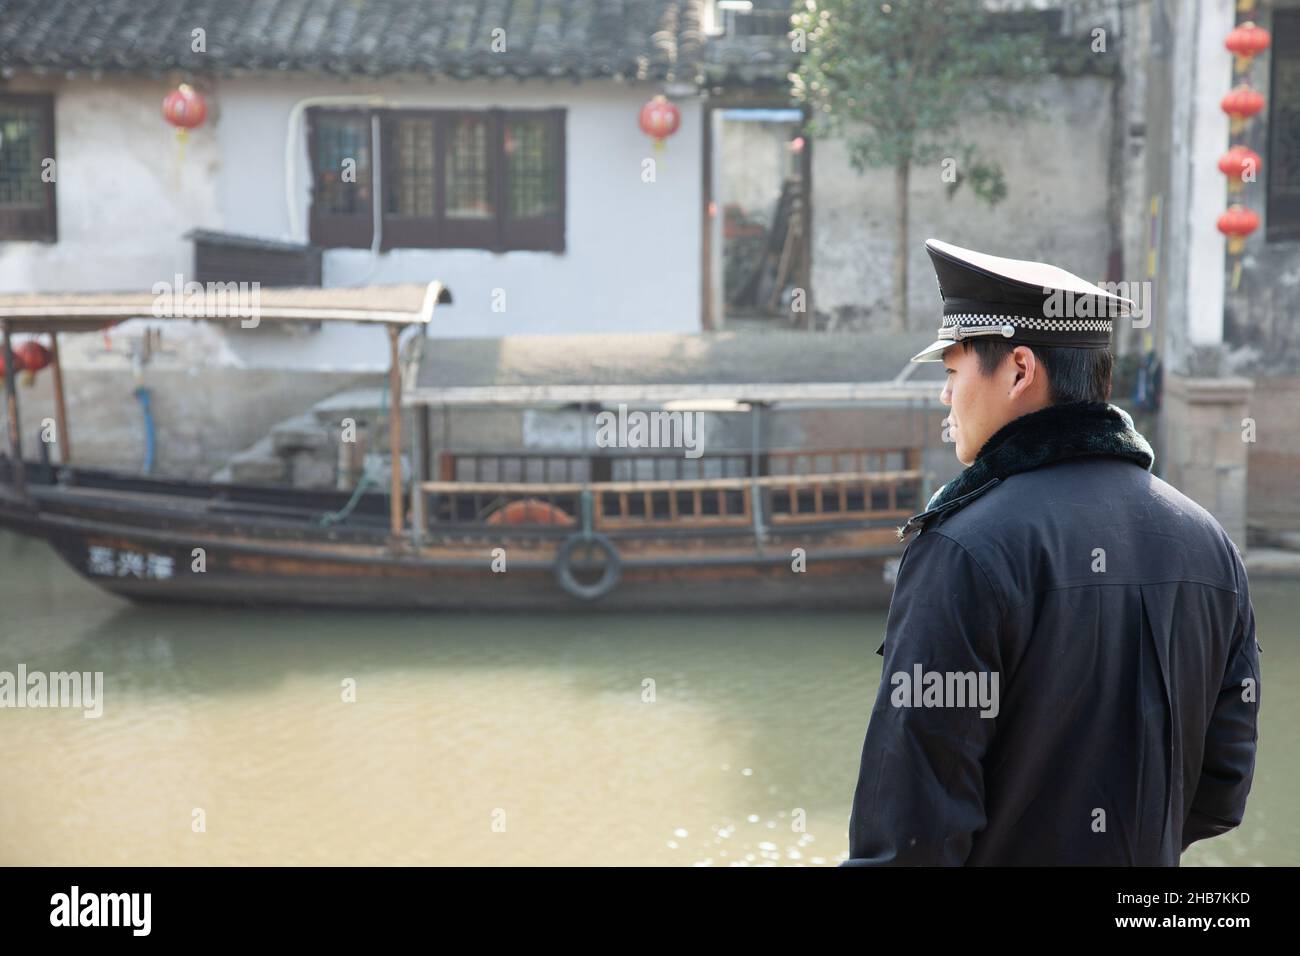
[0,0,705,82]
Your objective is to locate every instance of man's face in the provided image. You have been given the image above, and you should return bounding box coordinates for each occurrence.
[939,343,1040,466]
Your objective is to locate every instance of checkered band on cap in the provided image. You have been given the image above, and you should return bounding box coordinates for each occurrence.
[940,313,1114,334]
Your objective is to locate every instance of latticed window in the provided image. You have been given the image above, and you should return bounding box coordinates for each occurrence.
[444,116,492,221]
[388,117,435,217]
[505,116,561,220]
[307,110,373,248]
[0,94,56,242]
[308,107,564,251]
[1267,10,1300,241]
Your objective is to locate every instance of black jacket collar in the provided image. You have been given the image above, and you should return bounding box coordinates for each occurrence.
[898,401,1154,540]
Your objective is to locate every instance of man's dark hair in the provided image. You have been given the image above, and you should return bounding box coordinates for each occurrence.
[962,340,1112,404]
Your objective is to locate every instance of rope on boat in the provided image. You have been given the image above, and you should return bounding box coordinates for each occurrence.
[318,470,375,528]
[318,378,390,528]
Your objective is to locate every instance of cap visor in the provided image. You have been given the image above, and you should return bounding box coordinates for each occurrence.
[909,339,951,363]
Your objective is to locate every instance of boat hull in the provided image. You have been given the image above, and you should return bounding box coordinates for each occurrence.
[1,478,900,611]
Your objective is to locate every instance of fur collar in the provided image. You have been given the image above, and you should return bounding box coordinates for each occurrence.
[898,401,1154,539]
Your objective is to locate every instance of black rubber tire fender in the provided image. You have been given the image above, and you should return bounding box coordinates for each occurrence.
[553,533,621,600]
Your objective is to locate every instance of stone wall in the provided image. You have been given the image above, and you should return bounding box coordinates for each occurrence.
[810,74,1118,333]
[1244,376,1300,529]
[10,366,377,480]
[1159,375,1253,550]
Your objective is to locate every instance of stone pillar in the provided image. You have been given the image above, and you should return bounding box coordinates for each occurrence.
[1160,375,1254,551]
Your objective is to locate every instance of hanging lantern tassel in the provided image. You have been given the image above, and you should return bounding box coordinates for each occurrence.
[639,95,681,169]
[1225,21,1271,75]
[1221,84,1265,136]
[1218,204,1260,255]
[1217,145,1263,195]
[162,83,208,167]
[1217,204,1260,290]
[15,341,51,387]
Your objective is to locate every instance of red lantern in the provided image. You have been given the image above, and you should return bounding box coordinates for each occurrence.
[638,95,681,151]
[1218,145,1263,193]
[1220,84,1265,134]
[1225,22,1271,71]
[14,341,51,387]
[1217,204,1260,255]
[163,83,207,139]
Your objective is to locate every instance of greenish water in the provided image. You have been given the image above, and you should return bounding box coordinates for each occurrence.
[0,529,1294,866]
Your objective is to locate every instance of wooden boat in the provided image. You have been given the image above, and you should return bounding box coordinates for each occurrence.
[0,285,934,610]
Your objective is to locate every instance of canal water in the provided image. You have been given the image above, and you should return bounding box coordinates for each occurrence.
[0,529,1294,866]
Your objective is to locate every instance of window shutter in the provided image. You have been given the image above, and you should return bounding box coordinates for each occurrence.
[502,108,566,252]
[380,110,439,249]
[305,107,565,252]
[0,93,57,242]
[439,110,499,250]
[306,108,374,249]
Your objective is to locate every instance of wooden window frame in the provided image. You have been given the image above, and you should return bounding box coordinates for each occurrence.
[306,108,375,249]
[380,109,440,250]
[308,107,565,253]
[500,108,566,252]
[437,109,500,250]
[0,93,57,243]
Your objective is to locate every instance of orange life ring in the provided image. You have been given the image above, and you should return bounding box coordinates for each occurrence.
[485,498,576,527]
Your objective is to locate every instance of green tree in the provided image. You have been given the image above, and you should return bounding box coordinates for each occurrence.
[792,0,1050,331]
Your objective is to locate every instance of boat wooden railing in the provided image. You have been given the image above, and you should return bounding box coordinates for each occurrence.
[766,448,915,476]
[437,447,920,483]
[419,468,924,533]
[440,451,754,482]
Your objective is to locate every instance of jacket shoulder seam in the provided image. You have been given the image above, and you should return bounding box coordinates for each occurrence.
[1039,578,1240,597]
[924,547,1241,616]
[928,529,1010,622]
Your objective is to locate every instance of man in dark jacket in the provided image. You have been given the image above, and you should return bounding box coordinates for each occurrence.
[843,239,1260,866]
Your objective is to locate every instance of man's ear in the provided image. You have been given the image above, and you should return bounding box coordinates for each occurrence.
[1008,346,1039,398]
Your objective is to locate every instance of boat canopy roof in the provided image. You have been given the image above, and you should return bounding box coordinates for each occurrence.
[0,282,450,334]
[405,331,944,407]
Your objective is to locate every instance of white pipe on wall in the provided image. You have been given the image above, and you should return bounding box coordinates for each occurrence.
[284,94,388,244]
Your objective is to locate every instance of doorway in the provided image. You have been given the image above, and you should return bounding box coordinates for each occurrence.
[703,107,810,331]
